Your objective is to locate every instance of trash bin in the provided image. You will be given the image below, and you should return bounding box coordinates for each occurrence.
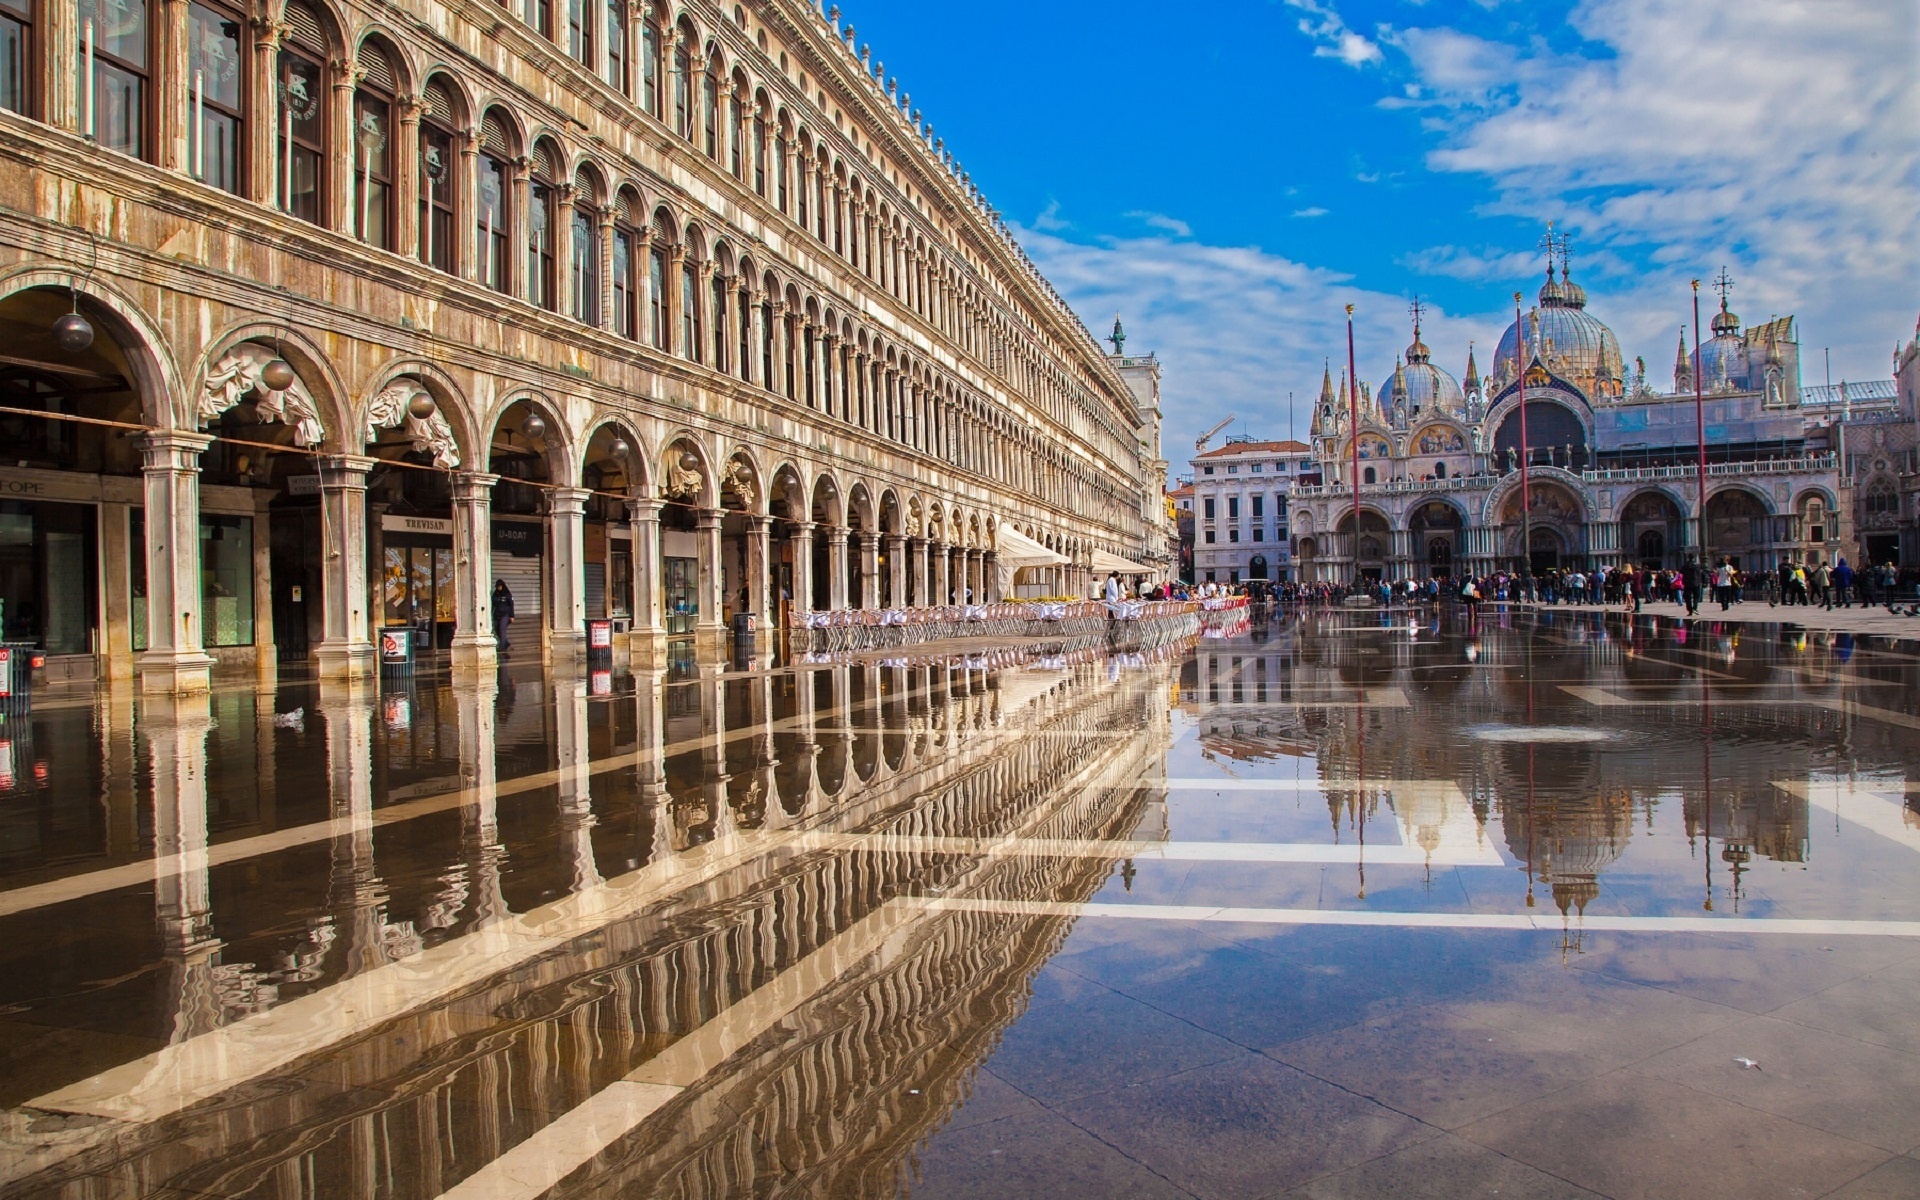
[732,612,757,641]
[378,626,414,673]
[0,643,35,710]
[586,618,614,661]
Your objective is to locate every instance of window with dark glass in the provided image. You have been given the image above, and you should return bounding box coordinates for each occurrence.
[760,297,774,387]
[640,19,660,116]
[187,2,243,194]
[606,3,626,93]
[418,112,455,272]
[774,131,788,211]
[611,225,637,338]
[567,0,590,65]
[671,36,690,139]
[710,271,727,368]
[276,10,326,223]
[530,0,552,42]
[478,154,510,292]
[0,0,30,117]
[680,258,701,363]
[701,64,718,159]
[729,94,743,178]
[751,111,766,194]
[352,54,395,249]
[571,205,598,324]
[648,241,669,349]
[82,0,150,159]
[796,152,809,228]
[528,181,556,310]
[736,283,751,381]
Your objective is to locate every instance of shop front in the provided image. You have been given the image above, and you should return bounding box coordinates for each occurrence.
[381,514,457,651]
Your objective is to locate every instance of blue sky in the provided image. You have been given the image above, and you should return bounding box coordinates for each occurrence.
[844,0,1918,465]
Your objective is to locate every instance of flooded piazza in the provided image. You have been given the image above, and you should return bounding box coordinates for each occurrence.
[1,608,1919,1200]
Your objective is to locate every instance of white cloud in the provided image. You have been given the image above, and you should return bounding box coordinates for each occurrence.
[1284,0,1384,68]
[1124,210,1194,238]
[1292,206,1330,219]
[1399,244,1541,282]
[1399,0,1918,382]
[1033,198,1070,232]
[1013,225,1505,465]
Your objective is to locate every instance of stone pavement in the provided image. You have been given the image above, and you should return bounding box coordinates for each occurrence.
[1517,597,1920,640]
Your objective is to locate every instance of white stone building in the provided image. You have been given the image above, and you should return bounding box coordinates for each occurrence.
[1187,438,1314,584]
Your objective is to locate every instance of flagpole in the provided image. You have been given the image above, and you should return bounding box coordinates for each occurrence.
[1692,279,1709,566]
[1346,303,1361,586]
[1514,290,1531,579]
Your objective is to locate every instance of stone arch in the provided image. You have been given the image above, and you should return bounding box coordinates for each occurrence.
[845,481,875,531]
[579,416,649,495]
[766,460,807,520]
[0,268,185,430]
[191,321,352,451]
[719,444,764,514]
[659,430,716,508]
[418,68,475,132]
[810,470,843,527]
[353,27,417,98]
[476,102,526,159]
[359,357,477,467]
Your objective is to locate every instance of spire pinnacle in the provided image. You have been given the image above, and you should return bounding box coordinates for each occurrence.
[1107,313,1126,355]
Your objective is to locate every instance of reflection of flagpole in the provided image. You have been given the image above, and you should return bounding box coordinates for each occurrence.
[1693,279,1709,564]
[1346,304,1360,584]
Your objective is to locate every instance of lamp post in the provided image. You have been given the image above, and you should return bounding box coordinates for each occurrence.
[1346,303,1361,586]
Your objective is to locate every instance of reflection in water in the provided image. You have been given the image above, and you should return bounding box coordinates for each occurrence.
[0,606,1915,1198]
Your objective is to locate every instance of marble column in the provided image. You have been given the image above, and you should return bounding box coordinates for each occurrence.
[450,471,499,671]
[884,534,906,608]
[627,499,667,666]
[790,521,815,616]
[137,431,215,693]
[934,543,951,605]
[315,455,376,681]
[695,507,725,646]
[826,526,849,610]
[858,532,880,609]
[547,486,591,658]
[744,514,771,646]
[983,552,999,603]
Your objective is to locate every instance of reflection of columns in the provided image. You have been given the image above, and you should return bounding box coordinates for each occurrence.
[627,498,666,664]
[326,691,386,978]
[635,668,672,864]
[790,521,815,615]
[315,455,378,680]
[548,486,591,656]
[555,676,601,892]
[148,694,220,1042]
[826,526,849,610]
[699,664,730,838]
[695,508,724,638]
[137,432,215,693]
[858,532,880,609]
[451,471,499,671]
[885,534,906,608]
[455,674,509,929]
[934,543,951,605]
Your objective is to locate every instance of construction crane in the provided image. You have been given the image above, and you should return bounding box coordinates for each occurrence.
[1195,415,1234,455]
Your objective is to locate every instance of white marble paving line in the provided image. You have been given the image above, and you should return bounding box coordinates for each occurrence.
[1773,780,1920,855]
[906,897,1920,937]
[1557,686,1920,731]
[797,829,1505,868]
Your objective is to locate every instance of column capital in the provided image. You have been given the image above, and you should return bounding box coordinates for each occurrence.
[453,470,500,499]
[695,507,724,528]
[625,497,664,521]
[825,525,848,546]
[138,430,215,468]
[789,520,816,537]
[744,514,771,533]
[546,485,594,514]
[317,453,379,484]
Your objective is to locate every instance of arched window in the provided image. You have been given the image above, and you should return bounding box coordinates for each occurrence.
[1434,460,1446,479]
[803,323,816,408]
[647,235,669,350]
[701,57,719,159]
[81,0,151,158]
[640,15,661,117]
[680,252,702,362]
[710,269,728,368]
[671,33,691,140]
[188,2,245,193]
[277,2,328,223]
[570,200,598,324]
[566,0,591,65]
[605,2,627,93]
[352,44,396,249]
[1866,483,1898,517]
[477,114,512,292]
[1363,467,1376,484]
[728,88,744,178]
[759,293,774,387]
[527,158,557,311]
[751,106,767,195]
[795,139,809,229]
[774,125,788,212]
[832,181,844,256]
[417,81,457,273]
[736,279,751,382]
[610,210,638,339]
[0,0,32,116]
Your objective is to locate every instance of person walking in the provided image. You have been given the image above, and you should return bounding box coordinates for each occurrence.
[491,579,516,652]
[1681,556,1703,616]
[1713,559,1736,612]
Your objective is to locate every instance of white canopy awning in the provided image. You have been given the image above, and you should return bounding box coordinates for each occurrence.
[1091,549,1157,576]
[994,523,1069,596]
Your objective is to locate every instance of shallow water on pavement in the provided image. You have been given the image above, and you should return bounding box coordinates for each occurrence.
[2,606,1918,1200]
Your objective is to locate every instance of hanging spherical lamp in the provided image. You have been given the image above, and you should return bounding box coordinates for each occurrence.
[51,311,94,353]
[260,357,297,391]
[609,436,630,459]
[679,451,699,471]
[407,391,437,420]
[522,413,546,439]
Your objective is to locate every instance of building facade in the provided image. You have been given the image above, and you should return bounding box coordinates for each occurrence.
[1292,258,1868,583]
[1187,438,1313,584]
[0,0,1157,690]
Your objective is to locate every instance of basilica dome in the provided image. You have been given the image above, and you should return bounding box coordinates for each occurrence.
[1379,330,1466,421]
[1692,302,1747,391]
[1492,268,1626,398]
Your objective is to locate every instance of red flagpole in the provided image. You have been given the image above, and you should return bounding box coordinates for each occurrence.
[1693,279,1708,564]
[1347,304,1361,586]
[1515,290,1531,577]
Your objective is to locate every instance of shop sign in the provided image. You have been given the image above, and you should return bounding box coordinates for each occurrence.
[381,514,453,536]
[0,477,48,497]
[287,475,320,497]
[492,520,542,557]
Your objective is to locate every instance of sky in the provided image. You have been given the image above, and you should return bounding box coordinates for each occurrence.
[843,0,1919,470]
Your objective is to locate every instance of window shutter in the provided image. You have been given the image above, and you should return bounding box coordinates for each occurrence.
[480,113,512,158]
[283,2,326,52]
[359,44,395,94]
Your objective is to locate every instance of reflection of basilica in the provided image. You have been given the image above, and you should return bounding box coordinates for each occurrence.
[4,652,1178,1198]
[1292,248,1863,580]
